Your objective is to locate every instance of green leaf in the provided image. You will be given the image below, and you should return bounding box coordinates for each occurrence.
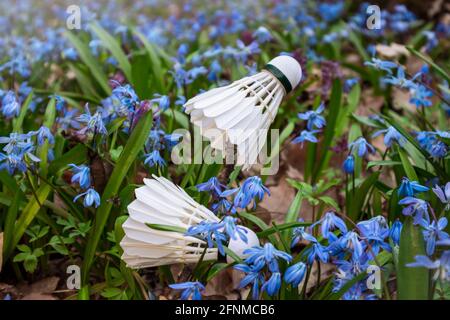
[13,92,33,132]
[39,98,56,177]
[367,160,402,169]
[146,223,186,234]
[283,191,303,243]
[397,217,429,299]
[398,147,419,181]
[4,183,52,260]
[82,110,153,285]
[257,221,310,238]
[3,192,21,261]
[65,31,111,96]
[207,262,231,281]
[90,23,132,81]
[48,144,88,175]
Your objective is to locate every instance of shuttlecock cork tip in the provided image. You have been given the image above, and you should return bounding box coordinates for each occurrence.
[265,55,302,93]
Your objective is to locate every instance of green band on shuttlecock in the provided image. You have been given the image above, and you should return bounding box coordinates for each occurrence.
[265,63,292,93]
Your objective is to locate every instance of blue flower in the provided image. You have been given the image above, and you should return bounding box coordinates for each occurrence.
[151,94,170,111]
[342,155,355,174]
[143,150,166,168]
[77,105,108,136]
[409,84,433,108]
[207,60,222,82]
[0,132,31,154]
[421,218,449,256]
[303,240,329,265]
[196,177,225,196]
[69,164,91,189]
[0,152,27,175]
[338,231,363,258]
[1,91,20,118]
[344,77,359,93]
[73,188,101,208]
[169,281,204,300]
[389,220,402,246]
[33,126,54,146]
[185,221,227,256]
[349,137,375,157]
[112,83,139,109]
[291,223,316,247]
[298,103,326,130]
[398,197,429,224]
[252,26,272,43]
[382,67,417,89]
[398,177,429,197]
[244,243,292,272]
[57,109,80,131]
[364,58,397,74]
[292,130,319,147]
[284,262,307,288]
[234,264,264,300]
[234,176,270,209]
[314,211,347,241]
[357,216,390,256]
[432,182,450,211]
[372,126,406,148]
[407,251,450,281]
[261,272,281,296]
[222,216,248,243]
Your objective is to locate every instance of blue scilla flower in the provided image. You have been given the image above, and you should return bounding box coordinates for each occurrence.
[291,223,316,248]
[284,262,307,288]
[185,221,227,255]
[382,67,417,89]
[196,177,225,196]
[303,240,329,265]
[410,84,433,108]
[53,95,66,112]
[73,188,101,208]
[111,83,139,109]
[389,220,402,246]
[357,216,391,256]
[372,126,406,148]
[298,103,326,130]
[421,218,449,256]
[169,281,204,300]
[211,195,235,214]
[433,182,450,211]
[0,132,30,154]
[292,130,319,147]
[143,150,166,168]
[221,216,248,243]
[234,176,270,209]
[244,243,292,272]
[342,155,355,174]
[338,231,364,259]
[252,26,272,43]
[77,105,108,136]
[349,137,375,158]
[399,197,429,224]
[314,211,347,241]
[344,77,359,93]
[1,91,20,118]
[68,164,91,189]
[261,272,281,296]
[57,109,80,131]
[398,177,429,197]
[318,1,345,22]
[207,59,222,82]
[33,126,54,146]
[234,263,264,300]
[0,152,27,175]
[151,94,170,112]
[364,58,397,74]
[407,251,450,281]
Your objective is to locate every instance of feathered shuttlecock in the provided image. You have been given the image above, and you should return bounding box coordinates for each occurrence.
[184,55,302,169]
[120,175,259,268]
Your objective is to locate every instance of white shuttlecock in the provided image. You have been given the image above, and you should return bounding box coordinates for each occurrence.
[120,175,260,268]
[184,55,302,169]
